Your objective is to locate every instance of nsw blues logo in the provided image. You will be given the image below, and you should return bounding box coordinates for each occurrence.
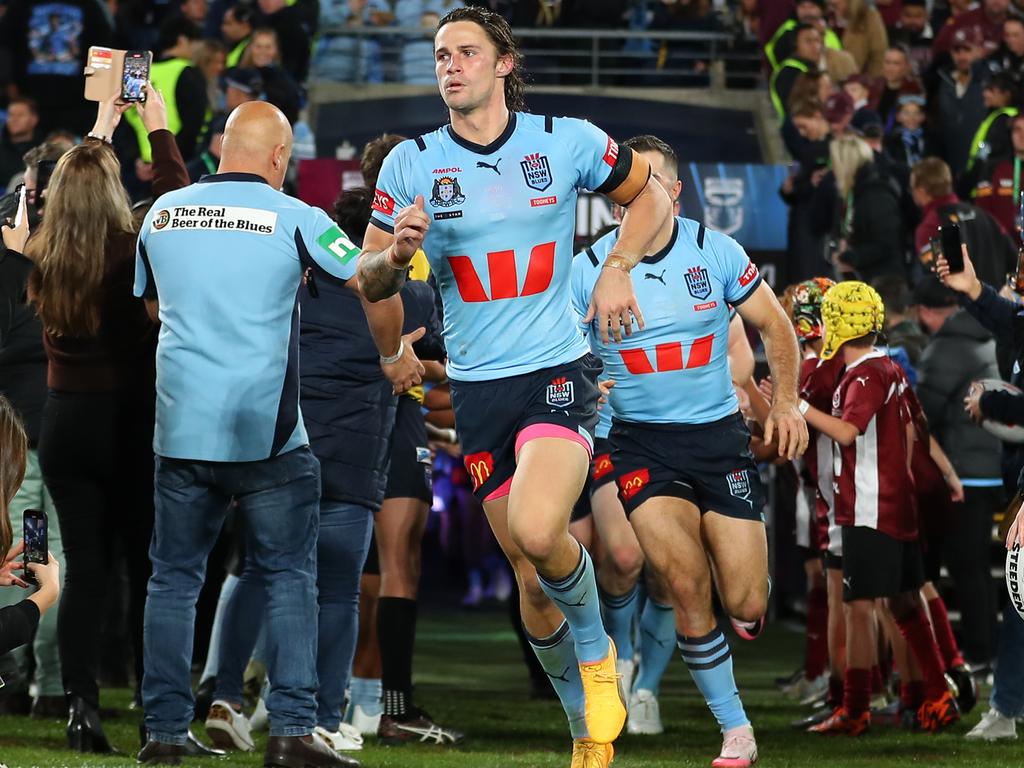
[546,376,575,408]
[685,266,712,300]
[726,470,751,503]
[430,176,465,208]
[521,153,553,191]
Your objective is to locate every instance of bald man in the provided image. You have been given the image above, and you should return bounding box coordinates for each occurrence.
[134,103,420,767]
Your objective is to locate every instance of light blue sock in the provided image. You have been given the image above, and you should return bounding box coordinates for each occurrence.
[599,583,640,661]
[527,622,587,739]
[348,677,382,718]
[538,544,610,662]
[634,600,675,695]
[678,627,749,732]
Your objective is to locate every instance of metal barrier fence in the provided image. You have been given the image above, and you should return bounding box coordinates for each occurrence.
[312,26,764,89]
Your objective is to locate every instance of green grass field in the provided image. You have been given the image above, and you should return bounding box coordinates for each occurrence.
[0,610,1019,768]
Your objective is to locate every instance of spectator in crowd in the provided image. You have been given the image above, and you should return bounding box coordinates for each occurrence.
[186,113,226,181]
[875,44,923,130]
[934,0,1011,57]
[123,17,209,167]
[933,28,988,179]
[765,0,843,70]
[193,39,227,113]
[179,0,210,27]
[0,99,41,190]
[0,396,60,658]
[781,99,834,282]
[911,157,1017,288]
[833,0,889,76]
[888,0,934,75]
[914,275,1004,671]
[26,91,187,753]
[770,24,823,122]
[312,0,390,83]
[240,28,302,121]
[401,10,443,84]
[988,17,1024,76]
[222,2,255,67]
[824,89,855,136]
[843,73,873,113]
[257,0,314,83]
[966,71,1019,176]
[223,67,263,111]
[0,0,114,135]
[243,26,283,68]
[973,112,1024,234]
[0,139,69,720]
[873,274,928,365]
[830,134,906,280]
[885,94,929,168]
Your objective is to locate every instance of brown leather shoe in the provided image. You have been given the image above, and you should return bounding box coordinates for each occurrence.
[264,734,360,768]
[137,739,186,765]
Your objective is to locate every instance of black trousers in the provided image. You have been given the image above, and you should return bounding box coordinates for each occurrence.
[942,485,1004,665]
[37,389,154,708]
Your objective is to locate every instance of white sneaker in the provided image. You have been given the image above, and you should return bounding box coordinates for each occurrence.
[314,724,364,751]
[627,688,664,735]
[347,703,382,736]
[791,673,829,704]
[712,724,758,768]
[616,658,635,704]
[205,699,255,752]
[966,707,1018,741]
[249,697,268,732]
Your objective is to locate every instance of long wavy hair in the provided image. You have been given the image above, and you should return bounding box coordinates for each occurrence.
[0,396,27,558]
[437,7,527,112]
[27,142,134,337]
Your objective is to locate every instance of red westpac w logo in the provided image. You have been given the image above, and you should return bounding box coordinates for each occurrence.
[448,242,556,303]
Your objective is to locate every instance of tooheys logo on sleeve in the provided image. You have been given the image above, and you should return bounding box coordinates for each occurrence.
[150,206,277,234]
[317,225,359,265]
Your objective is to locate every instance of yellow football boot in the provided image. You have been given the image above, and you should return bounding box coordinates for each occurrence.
[571,739,614,767]
[579,637,626,743]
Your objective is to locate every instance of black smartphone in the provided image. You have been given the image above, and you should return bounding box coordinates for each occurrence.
[121,51,151,103]
[23,509,47,585]
[35,159,56,200]
[940,222,964,274]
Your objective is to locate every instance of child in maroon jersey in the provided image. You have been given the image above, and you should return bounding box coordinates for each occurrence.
[799,282,960,735]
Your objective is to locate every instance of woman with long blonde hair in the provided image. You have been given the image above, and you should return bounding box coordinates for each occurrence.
[25,91,189,753]
[828,134,906,281]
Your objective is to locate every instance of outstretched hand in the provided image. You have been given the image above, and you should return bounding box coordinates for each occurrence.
[585,265,645,344]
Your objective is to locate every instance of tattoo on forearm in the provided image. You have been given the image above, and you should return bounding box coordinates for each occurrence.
[358,248,407,301]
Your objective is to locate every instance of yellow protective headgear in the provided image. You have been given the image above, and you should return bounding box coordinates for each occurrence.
[820,281,885,360]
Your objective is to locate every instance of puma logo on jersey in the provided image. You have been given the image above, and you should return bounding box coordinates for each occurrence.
[476,159,501,175]
[855,376,870,387]
[644,269,666,285]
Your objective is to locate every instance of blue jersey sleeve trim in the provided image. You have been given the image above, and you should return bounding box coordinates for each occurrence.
[696,224,706,250]
[415,136,427,151]
[585,246,599,267]
[369,215,395,234]
[730,274,762,307]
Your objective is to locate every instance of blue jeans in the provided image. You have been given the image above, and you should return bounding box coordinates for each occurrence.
[992,603,1024,717]
[215,500,373,731]
[142,447,321,744]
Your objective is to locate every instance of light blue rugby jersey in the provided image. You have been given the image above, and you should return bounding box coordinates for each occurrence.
[135,173,360,462]
[571,217,761,425]
[370,112,632,382]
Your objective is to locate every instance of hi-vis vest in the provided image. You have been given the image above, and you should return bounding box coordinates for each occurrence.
[968,107,1019,168]
[226,38,249,68]
[770,58,810,122]
[766,19,842,71]
[124,57,190,163]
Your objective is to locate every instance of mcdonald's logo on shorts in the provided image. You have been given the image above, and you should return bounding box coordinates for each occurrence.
[592,453,614,481]
[618,468,650,501]
[464,451,495,493]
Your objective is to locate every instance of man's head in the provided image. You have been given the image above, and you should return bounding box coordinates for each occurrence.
[913,275,959,334]
[361,133,406,190]
[899,0,928,33]
[1005,18,1024,56]
[791,99,830,141]
[823,90,855,135]
[795,0,825,26]
[910,157,953,208]
[871,274,913,326]
[882,45,911,85]
[222,3,254,44]
[157,16,202,57]
[795,24,823,63]
[896,95,926,130]
[4,98,38,142]
[434,7,525,115]
[179,0,208,25]
[623,134,681,214]
[843,73,871,106]
[952,28,982,73]
[219,101,292,189]
[223,67,262,110]
[984,0,1010,22]
[983,71,1017,108]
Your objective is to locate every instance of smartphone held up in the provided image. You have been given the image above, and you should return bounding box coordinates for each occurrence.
[23,509,48,586]
[939,221,965,274]
[83,47,152,102]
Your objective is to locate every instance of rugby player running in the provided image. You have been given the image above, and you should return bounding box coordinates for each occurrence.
[356,7,672,765]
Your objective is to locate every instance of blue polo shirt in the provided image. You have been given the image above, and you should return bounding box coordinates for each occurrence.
[135,173,360,462]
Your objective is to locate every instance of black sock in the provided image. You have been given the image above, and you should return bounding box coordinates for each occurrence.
[379,596,417,718]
